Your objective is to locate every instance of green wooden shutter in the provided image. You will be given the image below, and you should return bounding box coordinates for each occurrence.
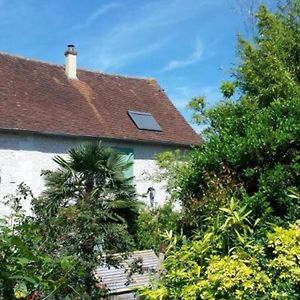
[113,147,134,179]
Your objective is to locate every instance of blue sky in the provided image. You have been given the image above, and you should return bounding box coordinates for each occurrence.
[0,0,270,130]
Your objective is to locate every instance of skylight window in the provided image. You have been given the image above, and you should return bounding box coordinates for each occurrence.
[128,110,162,132]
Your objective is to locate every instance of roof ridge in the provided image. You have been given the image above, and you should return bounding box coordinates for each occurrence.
[0,51,63,68]
[0,50,202,146]
[0,51,153,82]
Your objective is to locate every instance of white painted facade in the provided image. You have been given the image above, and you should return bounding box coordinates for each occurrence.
[0,132,183,216]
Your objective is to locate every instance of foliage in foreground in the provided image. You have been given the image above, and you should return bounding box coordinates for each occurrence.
[143,1,300,299]
[0,185,88,300]
[141,213,300,300]
[134,201,180,253]
[0,142,139,299]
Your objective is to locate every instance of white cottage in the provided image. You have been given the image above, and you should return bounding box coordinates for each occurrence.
[0,45,201,215]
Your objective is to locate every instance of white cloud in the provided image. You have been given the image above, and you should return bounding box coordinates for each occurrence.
[75,2,120,30]
[94,39,169,71]
[80,0,213,71]
[159,39,203,72]
[169,86,196,109]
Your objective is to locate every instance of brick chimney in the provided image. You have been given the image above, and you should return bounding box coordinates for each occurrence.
[64,45,77,79]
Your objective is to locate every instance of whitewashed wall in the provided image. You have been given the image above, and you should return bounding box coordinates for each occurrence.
[0,132,184,216]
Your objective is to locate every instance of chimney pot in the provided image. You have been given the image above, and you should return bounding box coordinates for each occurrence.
[65,44,77,79]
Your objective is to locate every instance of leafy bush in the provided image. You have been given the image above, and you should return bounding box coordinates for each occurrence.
[134,201,180,252]
[0,185,90,300]
[141,203,300,299]
[0,142,139,299]
[160,1,300,233]
[142,2,300,299]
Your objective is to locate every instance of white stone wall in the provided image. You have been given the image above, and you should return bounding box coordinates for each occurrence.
[0,132,183,216]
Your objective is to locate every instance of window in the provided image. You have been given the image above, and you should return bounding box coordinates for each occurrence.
[128,110,162,132]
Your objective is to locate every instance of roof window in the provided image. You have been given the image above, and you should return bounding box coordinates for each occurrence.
[128,110,162,132]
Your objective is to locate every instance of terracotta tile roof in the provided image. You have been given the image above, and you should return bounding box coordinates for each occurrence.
[0,52,202,146]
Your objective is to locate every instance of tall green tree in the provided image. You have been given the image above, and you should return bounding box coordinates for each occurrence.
[164,0,300,231]
[144,1,300,298]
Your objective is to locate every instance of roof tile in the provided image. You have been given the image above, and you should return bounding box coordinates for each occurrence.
[0,53,202,146]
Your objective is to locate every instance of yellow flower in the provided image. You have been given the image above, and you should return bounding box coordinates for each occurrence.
[14,290,26,299]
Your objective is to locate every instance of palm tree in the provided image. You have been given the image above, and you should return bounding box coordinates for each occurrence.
[31,142,140,298]
[35,141,137,221]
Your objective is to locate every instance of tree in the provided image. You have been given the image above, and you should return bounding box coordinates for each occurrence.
[162,0,300,232]
[142,1,300,298]
[31,142,139,298]
[134,201,181,253]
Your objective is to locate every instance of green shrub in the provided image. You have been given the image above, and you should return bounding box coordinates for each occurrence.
[142,2,300,299]
[0,185,90,300]
[160,1,300,233]
[134,201,180,252]
[141,208,300,299]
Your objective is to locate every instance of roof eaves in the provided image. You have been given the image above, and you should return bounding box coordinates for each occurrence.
[0,127,201,147]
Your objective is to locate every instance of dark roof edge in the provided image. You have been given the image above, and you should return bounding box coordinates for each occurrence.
[0,127,199,148]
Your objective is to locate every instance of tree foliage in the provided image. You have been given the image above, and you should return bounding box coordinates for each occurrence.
[0,142,139,299]
[33,142,139,298]
[0,185,90,300]
[141,199,300,299]
[162,1,300,231]
[143,1,300,298]
[134,201,181,253]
